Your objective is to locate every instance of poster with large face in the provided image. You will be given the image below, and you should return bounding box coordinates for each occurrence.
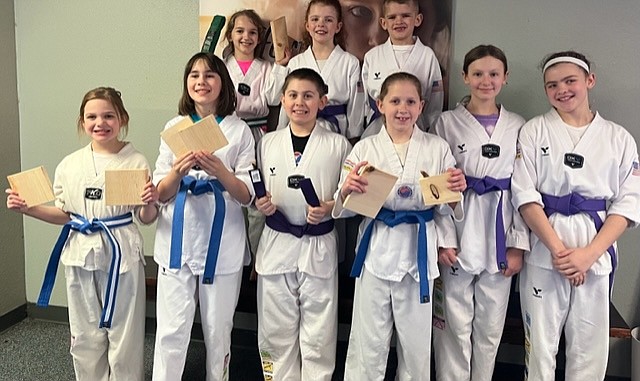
[200,0,453,101]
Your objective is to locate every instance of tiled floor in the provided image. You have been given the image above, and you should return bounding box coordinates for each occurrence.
[0,318,630,380]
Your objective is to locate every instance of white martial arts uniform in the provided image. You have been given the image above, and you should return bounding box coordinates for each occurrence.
[511,109,640,381]
[333,126,462,381]
[152,114,255,381]
[54,142,149,381]
[361,38,444,138]
[255,125,350,381]
[272,45,365,139]
[225,56,281,256]
[432,104,529,381]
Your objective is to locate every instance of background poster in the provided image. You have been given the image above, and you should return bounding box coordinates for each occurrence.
[199,0,453,102]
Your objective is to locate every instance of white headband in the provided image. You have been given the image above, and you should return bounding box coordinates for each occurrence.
[542,56,590,74]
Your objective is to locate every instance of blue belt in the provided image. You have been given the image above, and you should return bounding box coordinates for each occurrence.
[318,104,347,134]
[541,192,615,288]
[170,176,226,284]
[366,96,381,127]
[467,176,511,270]
[38,212,134,328]
[351,207,434,303]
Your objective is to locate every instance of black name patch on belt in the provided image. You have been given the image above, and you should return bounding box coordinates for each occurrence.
[238,83,251,96]
[85,188,103,200]
[564,153,584,169]
[287,174,305,189]
[481,144,500,159]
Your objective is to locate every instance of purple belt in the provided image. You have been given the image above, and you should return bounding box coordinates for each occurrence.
[366,95,381,127]
[467,176,511,270]
[318,104,347,134]
[266,214,334,238]
[541,192,615,287]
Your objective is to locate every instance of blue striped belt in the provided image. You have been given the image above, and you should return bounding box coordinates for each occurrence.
[38,212,133,328]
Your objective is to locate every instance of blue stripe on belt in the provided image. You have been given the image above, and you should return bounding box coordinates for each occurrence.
[38,212,134,328]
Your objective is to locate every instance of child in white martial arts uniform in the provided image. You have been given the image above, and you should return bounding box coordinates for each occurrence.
[360,0,444,139]
[333,72,465,381]
[272,0,365,142]
[511,51,640,381]
[254,68,350,381]
[432,45,529,381]
[6,87,159,381]
[152,52,255,381]
[222,9,282,261]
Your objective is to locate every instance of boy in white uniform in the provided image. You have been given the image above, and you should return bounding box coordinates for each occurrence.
[255,68,350,380]
[361,0,443,138]
[334,72,465,381]
[511,51,640,381]
[432,45,529,381]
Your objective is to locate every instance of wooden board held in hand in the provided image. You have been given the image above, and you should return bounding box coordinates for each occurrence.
[419,172,462,206]
[105,169,148,206]
[7,166,55,207]
[161,114,228,157]
[343,165,398,219]
[270,16,288,62]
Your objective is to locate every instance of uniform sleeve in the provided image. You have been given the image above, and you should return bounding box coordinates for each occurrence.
[511,124,543,210]
[361,54,374,127]
[421,53,444,132]
[53,161,68,212]
[345,59,365,139]
[263,61,285,106]
[608,132,640,227]
[152,118,180,186]
[432,113,447,139]
[434,141,463,234]
[506,202,531,251]
[271,64,291,130]
[233,121,257,206]
[332,143,360,219]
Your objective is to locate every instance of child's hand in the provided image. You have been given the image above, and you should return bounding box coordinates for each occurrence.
[255,193,276,216]
[446,167,466,192]
[276,47,292,66]
[502,248,524,277]
[552,247,598,278]
[340,161,369,201]
[438,247,458,266]
[140,178,159,205]
[5,188,28,213]
[306,201,332,225]
[172,151,196,177]
[570,272,586,287]
[195,151,227,178]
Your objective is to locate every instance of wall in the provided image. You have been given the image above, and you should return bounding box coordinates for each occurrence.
[0,0,26,320]
[10,0,640,377]
[447,1,640,377]
[13,0,198,306]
